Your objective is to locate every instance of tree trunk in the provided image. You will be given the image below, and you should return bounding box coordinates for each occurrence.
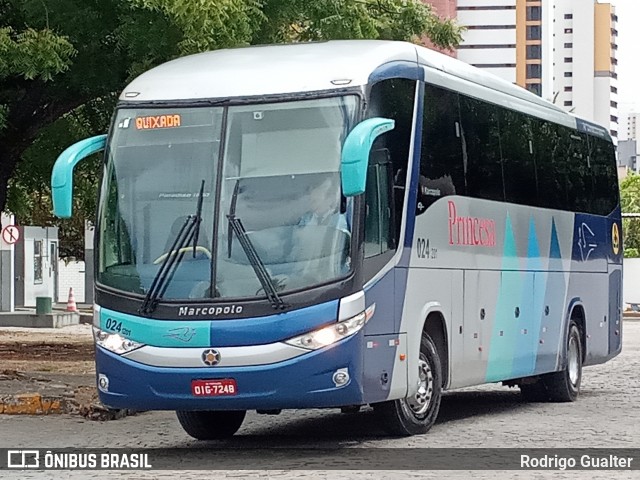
[0,142,27,229]
[0,88,91,228]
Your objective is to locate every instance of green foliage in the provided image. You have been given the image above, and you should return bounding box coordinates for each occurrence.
[7,96,115,257]
[133,0,265,53]
[2,0,463,258]
[620,173,640,258]
[0,26,75,81]
[255,0,463,47]
[0,25,75,132]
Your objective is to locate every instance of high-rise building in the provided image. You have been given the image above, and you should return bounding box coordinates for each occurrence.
[626,113,638,141]
[455,0,554,100]
[456,0,618,141]
[553,0,618,141]
[617,139,637,173]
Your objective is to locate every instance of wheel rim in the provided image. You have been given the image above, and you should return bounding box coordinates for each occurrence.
[406,354,434,417]
[568,334,580,386]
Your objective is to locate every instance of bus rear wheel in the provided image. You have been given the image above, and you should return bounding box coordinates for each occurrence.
[176,410,246,440]
[543,320,582,402]
[374,332,442,436]
[520,319,582,403]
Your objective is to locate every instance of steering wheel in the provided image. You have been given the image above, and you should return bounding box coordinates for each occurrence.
[153,246,212,265]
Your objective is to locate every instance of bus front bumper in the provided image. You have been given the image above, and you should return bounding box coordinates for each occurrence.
[95,333,365,411]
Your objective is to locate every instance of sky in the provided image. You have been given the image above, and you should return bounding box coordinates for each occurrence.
[613,0,639,138]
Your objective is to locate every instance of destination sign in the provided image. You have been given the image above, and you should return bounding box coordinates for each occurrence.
[135,114,182,130]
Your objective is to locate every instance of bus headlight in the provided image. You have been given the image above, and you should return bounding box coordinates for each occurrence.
[285,312,367,350]
[93,327,144,355]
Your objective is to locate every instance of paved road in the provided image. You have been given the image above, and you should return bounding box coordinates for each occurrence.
[1,322,639,479]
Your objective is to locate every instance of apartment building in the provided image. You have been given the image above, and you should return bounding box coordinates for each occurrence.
[553,0,619,140]
[456,0,554,99]
[456,0,618,141]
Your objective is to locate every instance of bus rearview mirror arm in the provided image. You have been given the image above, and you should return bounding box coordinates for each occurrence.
[341,117,395,197]
[51,134,107,218]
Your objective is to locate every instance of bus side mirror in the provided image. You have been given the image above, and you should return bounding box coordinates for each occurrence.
[341,117,395,197]
[51,135,107,218]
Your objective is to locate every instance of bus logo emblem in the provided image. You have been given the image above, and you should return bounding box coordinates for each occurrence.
[202,349,221,366]
[612,223,620,255]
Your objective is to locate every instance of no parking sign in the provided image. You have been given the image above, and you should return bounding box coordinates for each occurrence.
[1,225,20,245]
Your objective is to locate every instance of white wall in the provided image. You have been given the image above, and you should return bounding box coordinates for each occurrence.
[457,10,516,26]
[22,234,57,307]
[458,0,514,6]
[57,259,86,304]
[459,29,517,45]
[459,49,516,65]
[624,259,640,305]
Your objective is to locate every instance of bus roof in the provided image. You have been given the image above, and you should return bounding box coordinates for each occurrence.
[121,40,415,101]
[120,40,608,139]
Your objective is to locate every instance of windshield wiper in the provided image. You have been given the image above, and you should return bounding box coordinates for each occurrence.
[227,179,240,258]
[139,180,205,315]
[226,213,287,310]
[192,179,205,257]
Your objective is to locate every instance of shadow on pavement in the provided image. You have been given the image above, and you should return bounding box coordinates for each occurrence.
[168,388,529,448]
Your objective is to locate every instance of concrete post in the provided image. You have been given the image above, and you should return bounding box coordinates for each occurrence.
[0,213,15,312]
[84,220,95,305]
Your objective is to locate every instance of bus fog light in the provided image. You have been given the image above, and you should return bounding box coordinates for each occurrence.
[284,312,367,350]
[98,374,109,392]
[333,368,350,387]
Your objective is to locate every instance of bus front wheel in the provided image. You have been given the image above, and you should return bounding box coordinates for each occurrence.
[373,332,442,436]
[176,410,246,440]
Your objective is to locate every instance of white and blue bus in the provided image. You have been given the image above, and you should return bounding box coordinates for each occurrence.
[52,40,622,438]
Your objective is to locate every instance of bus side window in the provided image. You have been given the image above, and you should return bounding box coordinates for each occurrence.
[459,95,505,202]
[533,120,567,211]
[420,84,465,209]
[364,149,395,258]
[590,137,618,216]
[363,78,416,279]
[500,110,539,206]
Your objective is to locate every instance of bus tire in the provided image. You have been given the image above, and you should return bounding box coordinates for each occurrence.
[373,332,442,436]
[542,320,583,402]
[176,410,246,440]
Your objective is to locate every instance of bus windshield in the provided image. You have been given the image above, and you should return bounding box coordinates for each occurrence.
[97,96,359,301]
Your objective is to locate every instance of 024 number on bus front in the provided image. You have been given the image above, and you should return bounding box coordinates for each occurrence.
[105,318,131,336]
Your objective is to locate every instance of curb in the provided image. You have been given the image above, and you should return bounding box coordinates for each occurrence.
[0,391,137,420]
[0,393,67,415]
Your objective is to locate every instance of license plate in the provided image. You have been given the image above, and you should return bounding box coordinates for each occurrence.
[191,379,237,397]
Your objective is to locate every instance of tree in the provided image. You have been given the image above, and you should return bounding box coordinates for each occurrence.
[620,173,640,258]
[2,0,463,255]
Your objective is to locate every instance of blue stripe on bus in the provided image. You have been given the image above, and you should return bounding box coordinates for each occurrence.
[99,300,339,348]
[399,80,425,268]
[209,300,339,347]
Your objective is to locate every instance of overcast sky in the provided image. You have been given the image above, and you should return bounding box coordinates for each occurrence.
[613,0,638,136]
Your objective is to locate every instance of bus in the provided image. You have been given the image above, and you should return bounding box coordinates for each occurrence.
[51,40,622,438]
